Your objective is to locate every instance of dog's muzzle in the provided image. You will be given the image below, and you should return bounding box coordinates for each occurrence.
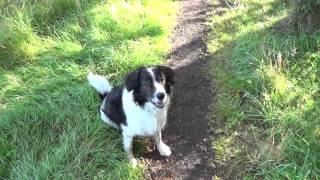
[151,100,165,109]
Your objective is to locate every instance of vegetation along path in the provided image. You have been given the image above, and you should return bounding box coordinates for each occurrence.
[142,0,216,179]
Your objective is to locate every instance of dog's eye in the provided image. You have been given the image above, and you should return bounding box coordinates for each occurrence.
[159,78,165,84]
[143,81,151,87]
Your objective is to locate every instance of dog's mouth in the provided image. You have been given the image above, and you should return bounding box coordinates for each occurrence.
[151,101,165,109]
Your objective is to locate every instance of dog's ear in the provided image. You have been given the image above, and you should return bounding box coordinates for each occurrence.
[158,66,174,85]
[124,69,140,91]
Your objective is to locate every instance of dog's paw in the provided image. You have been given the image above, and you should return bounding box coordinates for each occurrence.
[158,143,172,157]
[129,158,138,167]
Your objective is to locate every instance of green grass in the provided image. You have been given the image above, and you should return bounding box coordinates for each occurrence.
[0,0,177,178]
[208,0,320,178]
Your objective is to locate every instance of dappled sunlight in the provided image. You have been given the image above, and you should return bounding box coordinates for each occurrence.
[208,0,289,53]
[263,65,294,96]
[208,0,320,178]
[0,0,176,69]
[314,127,320,138]
[0,73,26,109]
[212,134,242,162]
[54,41,84,56]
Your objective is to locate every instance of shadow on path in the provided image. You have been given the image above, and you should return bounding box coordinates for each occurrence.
[143,0,217,179]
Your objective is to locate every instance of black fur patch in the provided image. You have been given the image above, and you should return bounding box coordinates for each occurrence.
[100,86,127,128]
[125,67,155,107]
[153,66,174,94]
[99,92,108,100]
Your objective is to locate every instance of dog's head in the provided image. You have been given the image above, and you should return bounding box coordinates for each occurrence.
[125,66,174,109]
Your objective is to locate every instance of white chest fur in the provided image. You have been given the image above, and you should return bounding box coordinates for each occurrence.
[121,89,170,136]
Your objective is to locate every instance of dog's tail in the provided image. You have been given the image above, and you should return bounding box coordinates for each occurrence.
[87,72,112,99]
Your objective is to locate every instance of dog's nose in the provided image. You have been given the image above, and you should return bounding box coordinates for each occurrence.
[156,92,165,100]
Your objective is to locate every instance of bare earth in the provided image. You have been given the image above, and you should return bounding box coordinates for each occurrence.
[142,0,216,179]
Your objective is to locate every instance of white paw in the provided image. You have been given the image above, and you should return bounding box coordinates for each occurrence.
[158,143,172,157]
[129,157,138,167]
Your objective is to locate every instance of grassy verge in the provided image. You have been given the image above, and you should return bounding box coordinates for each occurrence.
[0,0,177,178]
[208,0,320,178]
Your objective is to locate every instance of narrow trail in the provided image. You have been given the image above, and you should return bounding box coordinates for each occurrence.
[143,0,216,179]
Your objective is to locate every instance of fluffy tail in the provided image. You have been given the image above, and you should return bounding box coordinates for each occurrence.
[87,72,112,99]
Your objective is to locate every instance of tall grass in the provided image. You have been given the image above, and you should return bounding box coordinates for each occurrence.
[209,0,320,178]
[0,0,177,178]
[291,0,320,32]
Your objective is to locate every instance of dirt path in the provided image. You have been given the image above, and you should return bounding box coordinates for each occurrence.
[142,0,216,179]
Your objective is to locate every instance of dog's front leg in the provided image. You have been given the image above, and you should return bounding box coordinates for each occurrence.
[122,133,137,166]
[153,131,171,157]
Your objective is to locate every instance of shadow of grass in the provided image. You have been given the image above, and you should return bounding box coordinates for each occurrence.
[284,1,320,34]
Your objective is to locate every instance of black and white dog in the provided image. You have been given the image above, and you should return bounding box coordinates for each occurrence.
[87,66,174,166]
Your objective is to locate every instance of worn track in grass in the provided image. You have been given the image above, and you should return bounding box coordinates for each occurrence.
[142,0,216,179]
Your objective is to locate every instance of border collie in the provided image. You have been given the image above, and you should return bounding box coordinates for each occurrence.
[87,66,174,166]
